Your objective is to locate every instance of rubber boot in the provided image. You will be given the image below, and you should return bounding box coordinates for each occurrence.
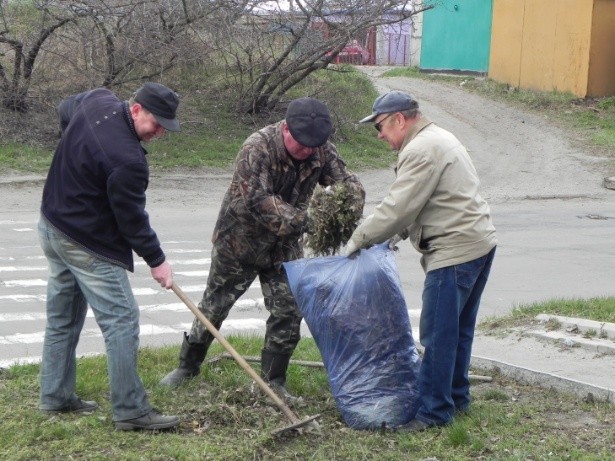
[160,333,208,387]
[260,349,302,405]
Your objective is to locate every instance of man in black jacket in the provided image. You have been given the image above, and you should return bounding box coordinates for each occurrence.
[38,83,180,431]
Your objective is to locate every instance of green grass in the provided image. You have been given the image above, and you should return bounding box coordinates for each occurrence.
[4,65,613,175]
[146,117,250,170]
[1,336,613,460]
[0,142,53,172]
[480,296,615,330]
[0,67,393,175]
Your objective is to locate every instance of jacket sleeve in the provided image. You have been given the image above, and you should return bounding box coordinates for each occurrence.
[348,146,439,249]
[235,142,307,237]
[106,163,165,267]
[57,91,88,133]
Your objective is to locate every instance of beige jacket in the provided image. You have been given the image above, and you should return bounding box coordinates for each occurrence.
[348,117,497,272]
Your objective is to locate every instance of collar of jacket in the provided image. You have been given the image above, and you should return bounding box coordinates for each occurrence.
[122,101,141,143]
[399,115,433,153]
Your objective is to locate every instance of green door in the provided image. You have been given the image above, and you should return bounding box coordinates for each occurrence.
[420,0,493,73]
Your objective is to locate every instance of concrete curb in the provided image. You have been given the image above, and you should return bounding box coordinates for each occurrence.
[535,314,615,339]
[525,330,615,355]
[528,314,615,354]
[470,355,614,403]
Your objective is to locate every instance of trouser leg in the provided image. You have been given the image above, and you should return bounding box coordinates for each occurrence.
[259,266,302,356]
[258,266,302,401]
[416,265,459,426]
[161,247,257,386]
[38,220,88,410]
[452,248,496,412]
[80,262,151,421]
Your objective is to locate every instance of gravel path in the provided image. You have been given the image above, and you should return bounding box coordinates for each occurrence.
[356,66,611,204]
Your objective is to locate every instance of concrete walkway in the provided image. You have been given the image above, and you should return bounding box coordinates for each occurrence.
[471,319,614,402]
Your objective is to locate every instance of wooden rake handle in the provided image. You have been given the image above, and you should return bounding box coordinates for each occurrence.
[170,282,301,424]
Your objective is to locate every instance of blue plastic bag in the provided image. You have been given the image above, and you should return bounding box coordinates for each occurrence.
[284,244,421,429]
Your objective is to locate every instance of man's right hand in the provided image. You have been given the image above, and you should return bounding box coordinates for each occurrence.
[388,234,403,251]
[151,260,173,289]
[344,240,360,258]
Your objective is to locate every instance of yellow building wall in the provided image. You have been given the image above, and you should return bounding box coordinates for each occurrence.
[588,0,615,96]
[551,2,592,96]
[518,0,560,92]
[489,0,524,86]
[490,0,614,97]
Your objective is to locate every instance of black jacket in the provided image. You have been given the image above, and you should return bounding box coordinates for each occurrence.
[41,88,165,271]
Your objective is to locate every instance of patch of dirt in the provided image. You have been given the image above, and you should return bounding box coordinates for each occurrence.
[162,361,614,456]
[358,66,614,201]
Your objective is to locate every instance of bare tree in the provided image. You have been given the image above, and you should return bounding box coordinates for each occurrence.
[201,0,433,114]
[0,1,89,111]
[66,0,234,88]
[0,0,229,111]
[0,0,433,115]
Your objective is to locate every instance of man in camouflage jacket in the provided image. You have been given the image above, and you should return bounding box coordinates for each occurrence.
[161,98,365,399]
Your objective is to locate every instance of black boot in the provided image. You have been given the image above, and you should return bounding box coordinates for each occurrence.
[160,333,208,387]
[261,349,301,404]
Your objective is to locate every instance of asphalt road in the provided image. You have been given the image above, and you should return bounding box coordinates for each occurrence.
[1,72,614,368]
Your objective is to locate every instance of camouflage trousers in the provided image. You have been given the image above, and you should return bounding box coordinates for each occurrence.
[188,246,303,355]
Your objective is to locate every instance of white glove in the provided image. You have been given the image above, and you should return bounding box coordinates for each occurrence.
[344,240,360,257]
[388,234,403,251]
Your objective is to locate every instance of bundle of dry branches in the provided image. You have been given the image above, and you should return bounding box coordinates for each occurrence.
[303,184,363,256]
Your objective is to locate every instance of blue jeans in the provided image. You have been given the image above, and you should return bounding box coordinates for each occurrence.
[38,218,152,421]
[416,247,496,426]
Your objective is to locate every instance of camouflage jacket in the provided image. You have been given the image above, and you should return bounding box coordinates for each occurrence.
[212,121,365,269]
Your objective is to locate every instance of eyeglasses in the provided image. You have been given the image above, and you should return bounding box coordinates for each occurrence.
[374,113,395,132]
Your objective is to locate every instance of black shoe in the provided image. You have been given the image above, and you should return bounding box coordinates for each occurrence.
[42,398,98,414]
[268,381,303,406]
[115,409,180,431]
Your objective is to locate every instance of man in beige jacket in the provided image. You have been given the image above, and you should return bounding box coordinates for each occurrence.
[345,91,497,431]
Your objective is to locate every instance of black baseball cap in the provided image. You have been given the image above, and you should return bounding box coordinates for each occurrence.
[359,91,419,123]
[134,83,180,132]
[285,98,332,148]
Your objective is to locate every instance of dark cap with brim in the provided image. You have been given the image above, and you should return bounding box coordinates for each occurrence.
[359,91,419,123]
[134,83,180,132]
[285,97,332,148]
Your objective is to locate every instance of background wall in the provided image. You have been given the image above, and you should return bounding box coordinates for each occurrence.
[376,17,414,66]
[420,0,493,73]
[587,0,615,97]
[489,0,615,97]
